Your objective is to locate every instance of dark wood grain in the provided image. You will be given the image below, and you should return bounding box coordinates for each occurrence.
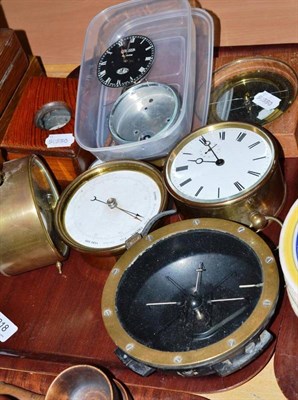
[0,29,29,115]
[274,294,298,400]
[0,56,45,143]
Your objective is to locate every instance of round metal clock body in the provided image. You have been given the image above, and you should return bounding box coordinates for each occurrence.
[208,57,298,126]
[164,122,286,229]
[108,81,180,144]
[0,155,69,276]
[102,218,279,376]
[54,160,167,255]
[97,35,155,88]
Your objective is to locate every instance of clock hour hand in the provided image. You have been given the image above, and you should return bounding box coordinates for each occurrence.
[91,196,144,221]
[188,158,217,164]
[166,276,189,297]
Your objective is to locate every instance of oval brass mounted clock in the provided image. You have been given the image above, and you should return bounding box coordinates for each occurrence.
[0,155,69,276]
[102,218,279,376]
[54,160,167,255]
[164,121,286,229]
[208,57,298,126]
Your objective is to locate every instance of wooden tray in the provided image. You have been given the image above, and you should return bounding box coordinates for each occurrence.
[274,294,298,400]
[0,158,297,397]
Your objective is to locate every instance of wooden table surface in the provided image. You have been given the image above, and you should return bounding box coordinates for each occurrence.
[0,155,297,400]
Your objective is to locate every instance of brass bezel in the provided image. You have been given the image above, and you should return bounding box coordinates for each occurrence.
[102,218,279,370]
[54,160,168,255]
[29,155,69,258]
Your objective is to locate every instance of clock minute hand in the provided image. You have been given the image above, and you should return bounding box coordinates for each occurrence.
[199,136,225,166]
[166,276,189,297]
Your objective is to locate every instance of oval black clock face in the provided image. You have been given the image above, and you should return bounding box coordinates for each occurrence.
[97,35,155,88]
[116,229,263,352]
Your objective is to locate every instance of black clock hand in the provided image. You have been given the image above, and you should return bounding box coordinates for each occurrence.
[91,196,144,221]
[188,158,217,164]
[204,144,217,155]
[213,271,237,291]
[199,136,225,166]
[166,276,189,297]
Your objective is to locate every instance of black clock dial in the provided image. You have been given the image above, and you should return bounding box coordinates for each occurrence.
[116,229,263,352]
[97,35,155,88]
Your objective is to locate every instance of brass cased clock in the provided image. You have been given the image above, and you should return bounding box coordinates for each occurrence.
[164,121,286,229]
[0,155,68,276]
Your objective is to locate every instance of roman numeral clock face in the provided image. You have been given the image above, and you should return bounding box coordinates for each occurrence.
[97,35,155,88]
[165,123,275,204]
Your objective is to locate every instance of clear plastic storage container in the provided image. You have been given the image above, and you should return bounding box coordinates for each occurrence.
[75,0,213,161]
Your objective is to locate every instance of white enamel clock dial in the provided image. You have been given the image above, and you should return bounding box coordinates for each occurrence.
[166,123,275,203]
[164,122,285,229]
[55,160,167,254]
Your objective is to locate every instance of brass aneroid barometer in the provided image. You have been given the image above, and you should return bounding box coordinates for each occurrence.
[54,160,167,255]
[102,218,279,376]
[0,155,69,276]
[164,121,286,229]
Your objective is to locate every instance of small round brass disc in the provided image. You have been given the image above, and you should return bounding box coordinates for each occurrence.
[208,57,298,126]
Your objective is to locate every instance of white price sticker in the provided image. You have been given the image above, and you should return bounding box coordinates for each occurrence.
[257,108,274,121]
[0,312,18,342]
[45,133,74,148]
[253,90,281,111]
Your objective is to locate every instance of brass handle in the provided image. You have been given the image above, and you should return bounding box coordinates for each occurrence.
[0,382,44,400]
